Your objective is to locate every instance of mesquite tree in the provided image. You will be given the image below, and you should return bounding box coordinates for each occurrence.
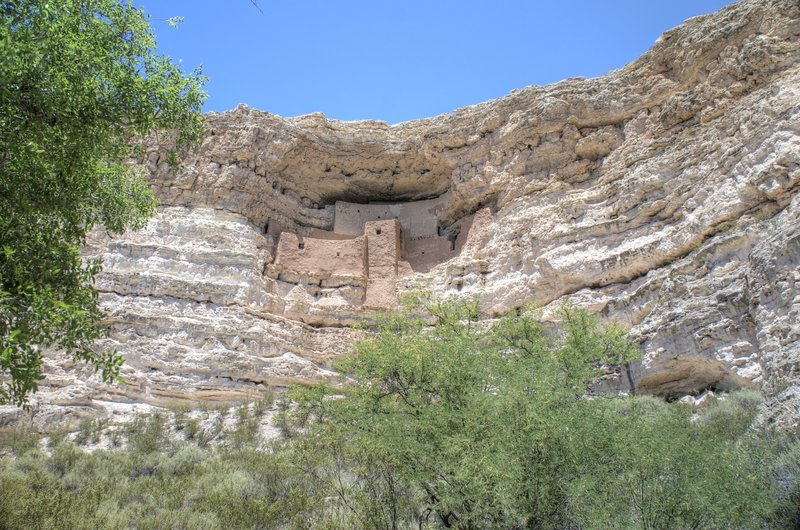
[0,0,206,405]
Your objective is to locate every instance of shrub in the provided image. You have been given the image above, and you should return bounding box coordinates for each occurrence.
[74,417,108,446]
[291,302,642,528]
[229,405,260,449]
[165,400,193,432]
[185,418,202,442]
[253,389,275,417]
[568,395,775,529]
[771,438,800,529]
[696,389,763,437]
[125,413,167,454]
[292,300,775,529]
[0,426,40,456]
[0,299,789,529]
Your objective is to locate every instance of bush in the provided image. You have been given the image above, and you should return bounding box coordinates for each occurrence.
[125,413,168,454]
[569,395,775,529]
[229,405,260,449]
[253,390,276,417]
[771,438,800,529]
[0,300,791,529]
[0,426,40,456]
[291,300,776,529]
[0,440,323,529]
[185,418,202,442]
[74,417,107,446]
[696,388,763,437]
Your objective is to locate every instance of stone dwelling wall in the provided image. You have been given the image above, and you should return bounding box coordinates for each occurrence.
[403,212,480,272]
[270,219,409,308]
[306,228,357,241]
[364,219,404,307]
[333,194,465,272]
[271,231,366,283]
[269,196,489,292]
[333,194,449,239]
[365,219,402,277]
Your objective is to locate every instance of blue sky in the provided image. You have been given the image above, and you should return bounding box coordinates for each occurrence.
[140,1,733,124]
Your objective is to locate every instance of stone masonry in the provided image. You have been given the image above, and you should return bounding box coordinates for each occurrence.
[267,195,486,308]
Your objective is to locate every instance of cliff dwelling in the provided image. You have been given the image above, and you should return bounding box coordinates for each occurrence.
[264,194,490,308]
[6,0,800,479]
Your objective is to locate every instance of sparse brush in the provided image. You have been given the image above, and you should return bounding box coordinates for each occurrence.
[253,390,275,417]
[0,299,795,529]
[0,426,40,456]
[697,389,764,437]
[74,417,108,446]
[125,413,167,454]
[46,427,70,449]
[164,400,193,432]
[164,399,192,413]
[228,405,260,449]
[273,397,299,439]
[185,418,201,442]
[194,417,224,449]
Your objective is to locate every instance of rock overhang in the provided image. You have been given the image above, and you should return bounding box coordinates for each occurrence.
[7,0,800,429]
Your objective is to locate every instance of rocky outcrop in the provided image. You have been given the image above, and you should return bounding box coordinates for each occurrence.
[3,0,799,430]
[637,355,757,401]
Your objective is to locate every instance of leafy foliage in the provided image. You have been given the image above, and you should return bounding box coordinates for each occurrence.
[568,393,776,529]
[0,0,206,404]
[772,437,800,529]
[0,301,795,529]
[290,301,776,529]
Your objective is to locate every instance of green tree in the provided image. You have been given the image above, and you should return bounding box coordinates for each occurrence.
[568,392,776,529]
[291,302,636,528]
[0,0,206,405]
[291,300,775,529]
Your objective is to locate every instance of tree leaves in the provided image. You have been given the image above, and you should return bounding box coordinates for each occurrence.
[0,0,206,405]
[291,301,775,529]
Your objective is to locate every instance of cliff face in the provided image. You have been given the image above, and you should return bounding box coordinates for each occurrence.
[6,0,800,428]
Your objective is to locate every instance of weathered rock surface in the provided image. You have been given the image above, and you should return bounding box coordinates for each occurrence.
[3,0,799,430]
[637,355,757,401]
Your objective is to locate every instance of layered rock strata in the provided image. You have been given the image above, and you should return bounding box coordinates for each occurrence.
[3,0,799,429]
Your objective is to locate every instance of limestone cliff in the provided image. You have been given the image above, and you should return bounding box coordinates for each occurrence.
[4,0,799,429]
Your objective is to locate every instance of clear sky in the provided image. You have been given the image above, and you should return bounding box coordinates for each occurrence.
[139,1,734,124]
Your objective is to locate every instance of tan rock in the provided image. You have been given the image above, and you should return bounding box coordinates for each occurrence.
[637,355,756,401]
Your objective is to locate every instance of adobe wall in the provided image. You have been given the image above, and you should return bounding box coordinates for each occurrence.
[333,193,474,273]
[333,193,449,239]
[269,219,408,308]
[365,219,401,277]
[271,232,365,281]
[264,220,355,241]
[306,228,357,241]
[266,194,491,306]
[364,219,403,308]
[403,212,481,272]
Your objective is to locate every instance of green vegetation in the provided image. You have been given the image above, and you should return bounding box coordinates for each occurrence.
[289,301,779,529]
[1,301,799,529]
[74,417,108,446]
[0,0,206,405]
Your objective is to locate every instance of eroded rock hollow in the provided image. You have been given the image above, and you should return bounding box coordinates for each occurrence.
[8,0,800,428]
